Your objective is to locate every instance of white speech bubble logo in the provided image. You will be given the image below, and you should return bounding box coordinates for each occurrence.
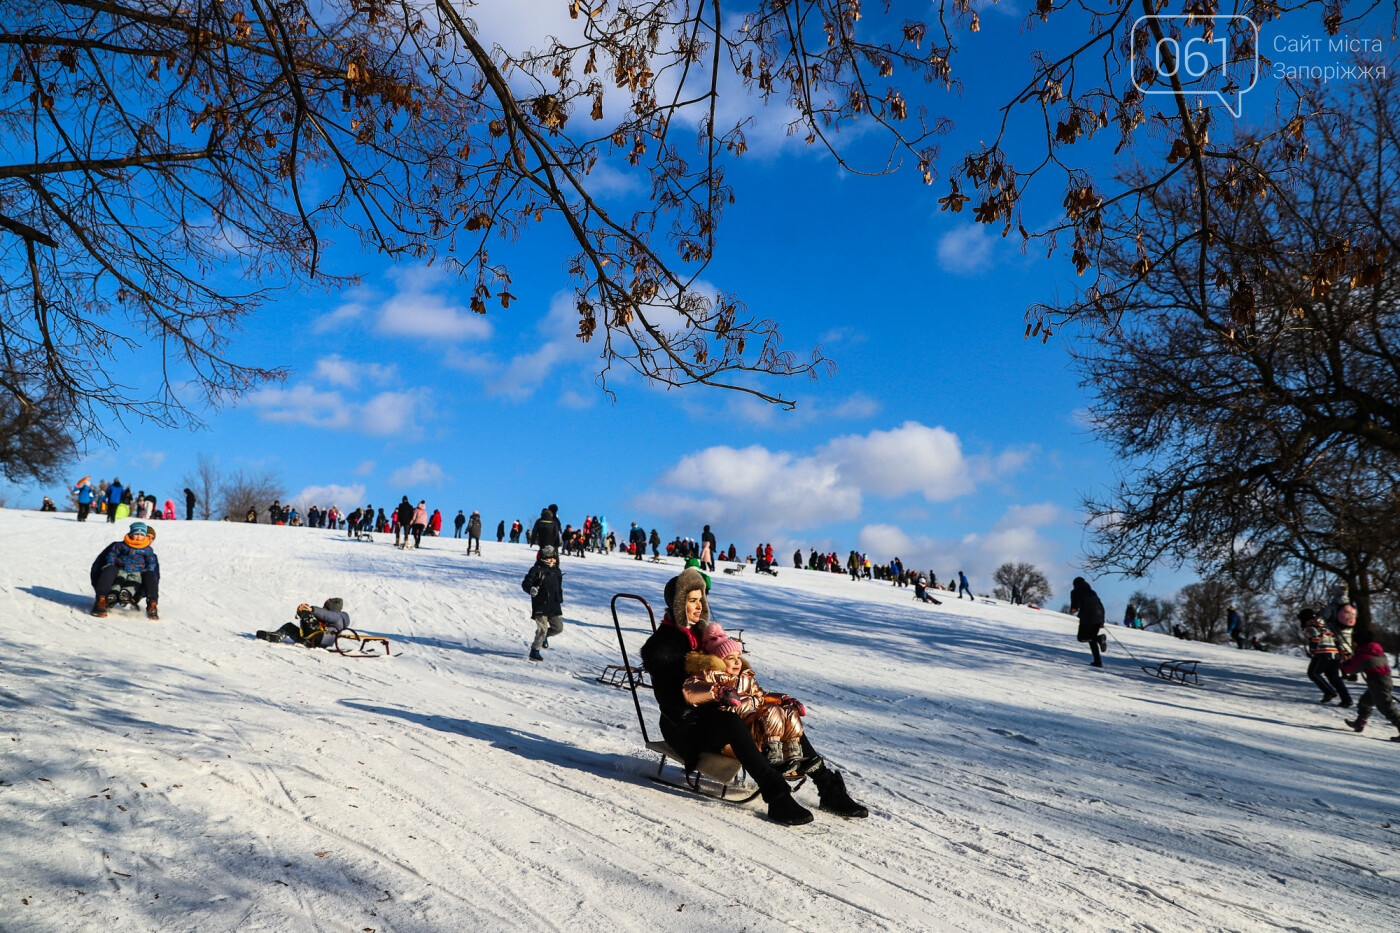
[1131,15,1260,118]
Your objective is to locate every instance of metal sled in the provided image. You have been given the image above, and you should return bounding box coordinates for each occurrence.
[722,564,745,575]
[332,629,394,657]
[1143,659,1201,686]
[608,594,797,802]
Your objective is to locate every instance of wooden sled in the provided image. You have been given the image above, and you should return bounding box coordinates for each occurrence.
[332,628,394,657]
[1143,659,1201,686]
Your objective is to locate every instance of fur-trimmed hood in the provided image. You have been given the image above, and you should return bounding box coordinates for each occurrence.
[666,567,710,631]
[684,650,751,675]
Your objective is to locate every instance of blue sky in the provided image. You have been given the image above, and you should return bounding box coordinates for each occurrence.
[11,3,1392,615]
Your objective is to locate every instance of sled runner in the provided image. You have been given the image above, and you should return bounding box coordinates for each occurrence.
[609,593,800,803]
[1143,658,1201,686]
[331,628,394,657]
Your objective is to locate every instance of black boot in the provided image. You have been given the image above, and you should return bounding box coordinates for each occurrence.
[766,791,814,826]
[813,767,868,818]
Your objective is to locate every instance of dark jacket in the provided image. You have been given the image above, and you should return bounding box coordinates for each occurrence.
[532,509,561,548]
[454,512,466,528]
[1071,578,1105,639]
[395,499,414,526]
[467,513,482,536]
[639,568,715,762]
[522,559,563,616]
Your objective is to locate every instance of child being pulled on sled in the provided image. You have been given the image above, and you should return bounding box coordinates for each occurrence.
[682,623,810,772]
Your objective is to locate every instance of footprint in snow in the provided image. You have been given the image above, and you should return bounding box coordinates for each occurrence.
[987,728,1040,745]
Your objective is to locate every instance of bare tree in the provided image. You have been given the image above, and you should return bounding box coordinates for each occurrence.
[216,468,285,522]
[0,372,77,483]
[181,453,221,521]
[1127,590,1176,632]
[992,562,1052,605]
[1074,74,1400,626]
[2,1,1383,438]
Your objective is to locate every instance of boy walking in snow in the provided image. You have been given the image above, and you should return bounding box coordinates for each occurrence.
[1300,608,1351,706]
[522,545,564,661]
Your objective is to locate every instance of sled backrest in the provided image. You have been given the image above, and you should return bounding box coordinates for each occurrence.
[610,593,658,744]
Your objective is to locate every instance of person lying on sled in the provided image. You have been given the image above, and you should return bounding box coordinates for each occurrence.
[257,598,350,648]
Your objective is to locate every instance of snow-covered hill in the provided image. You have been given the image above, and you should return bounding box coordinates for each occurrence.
[1,509,1395,931]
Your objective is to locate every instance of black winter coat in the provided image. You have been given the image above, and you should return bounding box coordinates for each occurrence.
[532,512,562,548]
[1071,579,1105,639]
[522,560,564,616]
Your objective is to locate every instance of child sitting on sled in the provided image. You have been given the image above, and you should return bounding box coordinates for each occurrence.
[257,598,350,648]
[682,624,812,773]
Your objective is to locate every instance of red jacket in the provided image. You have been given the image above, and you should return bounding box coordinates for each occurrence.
[1341,641,1391,677]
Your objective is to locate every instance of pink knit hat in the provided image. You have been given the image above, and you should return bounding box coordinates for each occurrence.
[700,623,742,659]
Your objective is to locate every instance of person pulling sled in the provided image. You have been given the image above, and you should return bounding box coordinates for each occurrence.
[91,521,162,619]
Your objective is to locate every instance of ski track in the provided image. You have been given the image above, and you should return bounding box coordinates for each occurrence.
[2,511,1397,931]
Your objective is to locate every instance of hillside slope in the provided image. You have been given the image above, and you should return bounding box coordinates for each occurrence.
[1,510,1395,932]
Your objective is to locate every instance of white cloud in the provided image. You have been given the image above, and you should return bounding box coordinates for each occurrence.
[354,460,376,476]
[936,223,995,275]
[820,421,973,501]
[291,483,365,510]
[312,354,397,388]
[376,264,494,341]
[244,384,432,437]
[312,290,372,333]
[129,451,167,471]
[856,502,1069,586]
[635,444,861,536]
[638,423,1039,554]
[388,458,448,489]
[559,389,595,409]
[450,291,596,402]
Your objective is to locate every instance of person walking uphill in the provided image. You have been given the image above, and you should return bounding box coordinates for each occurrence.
[532,507,561,554]
[105,478,125,523]
[1070,577,1107,667]
[638,567,868,826]
[467,510,483,555]
[522,545,564,662]
[394,497,414,548]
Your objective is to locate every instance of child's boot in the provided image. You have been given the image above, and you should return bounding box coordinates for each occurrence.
[1345,718,1368,732]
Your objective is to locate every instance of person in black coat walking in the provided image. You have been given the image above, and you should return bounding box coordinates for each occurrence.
[522,545,564,661]
[496,519,505,543]
[1070,577,1107,667]
[183,487,197,522]
[629,522,646,560]
[453,510,466,538]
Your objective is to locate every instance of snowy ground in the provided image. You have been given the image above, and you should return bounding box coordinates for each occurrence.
[1,509,1396,932]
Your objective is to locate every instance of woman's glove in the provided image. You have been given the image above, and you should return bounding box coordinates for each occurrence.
[529,587,540,596]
